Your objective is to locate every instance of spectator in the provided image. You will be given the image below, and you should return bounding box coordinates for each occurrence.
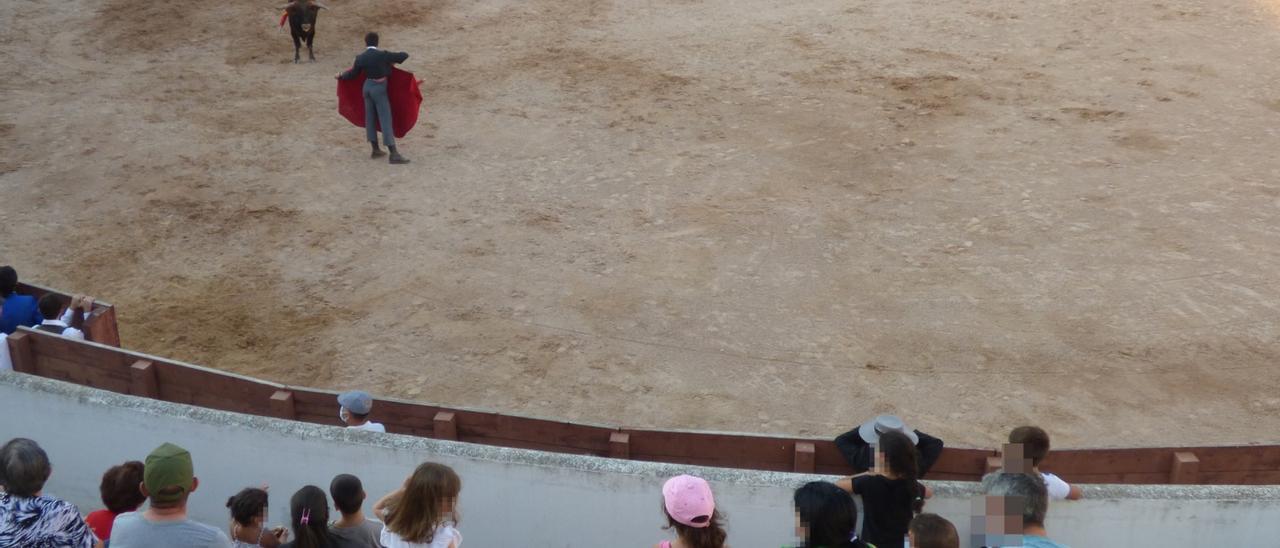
[908,514,959,548]
[329,474,384,548]
[110,442,232,548]
[0,266,41,334]
[1007,426,1082,501]
[228,487,288,547]
[0,438,100,548]
[792,481,870,548]
[654,474,727,548]
[338,391,386,433]
[977,472,1067,548]
[85,461,147,542]
[374,462,462,548]
[34,294,92,340]
[280,486,334,548]
[835,415,944,478]
[836,430,931,548]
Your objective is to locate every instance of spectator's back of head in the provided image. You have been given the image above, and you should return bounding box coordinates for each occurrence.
[227,487,270,527]
[387,462,461,544]
[661,474,727,548]
[0,438,51,497]
[793,481,859,547]
[1008,426,1051,467]
[365,32,379,47]
[330,473,366,516]
[0,266,17,297]
[37,294,64,321]
[100,461,146,513]
[909,513,959,548]
[143,442,196,509]
[289,485,332,548]
[981,472,1048,527]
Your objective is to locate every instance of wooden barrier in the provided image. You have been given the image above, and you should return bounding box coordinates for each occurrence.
[15,282,122,347]
[6,328,1280,485]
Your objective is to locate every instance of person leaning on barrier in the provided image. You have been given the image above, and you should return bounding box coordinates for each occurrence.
[1006,426,1083,501]
[34,293,94,340]
[0,438,102,548]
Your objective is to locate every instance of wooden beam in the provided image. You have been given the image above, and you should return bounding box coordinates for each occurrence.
[434,412,458,441]
[7,331,36,374]
[269,391,295,420]
[794,442,816,473]
[1171,451,1200,484]
[128,360,158,398]
[609,432,631,459]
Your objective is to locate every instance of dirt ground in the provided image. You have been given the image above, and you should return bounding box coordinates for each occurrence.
[4,0,1280,449]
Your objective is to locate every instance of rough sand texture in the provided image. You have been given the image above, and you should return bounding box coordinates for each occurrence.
[4,0,1280,448]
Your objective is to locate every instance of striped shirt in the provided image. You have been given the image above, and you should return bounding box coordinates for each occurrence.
[0,493,98,548]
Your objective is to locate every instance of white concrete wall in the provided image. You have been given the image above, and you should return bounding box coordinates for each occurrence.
[2,372,1279,547]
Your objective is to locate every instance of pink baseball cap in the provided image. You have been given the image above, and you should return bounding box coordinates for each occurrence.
[662,475,716,528]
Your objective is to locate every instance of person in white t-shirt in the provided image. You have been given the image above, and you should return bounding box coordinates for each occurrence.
[1007,426,1083,500]
[338,391,386,433]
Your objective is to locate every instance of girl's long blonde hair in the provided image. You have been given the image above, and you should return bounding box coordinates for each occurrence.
[385,462,462,543]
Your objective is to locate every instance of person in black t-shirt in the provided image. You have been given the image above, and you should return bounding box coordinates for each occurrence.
[836,430,932,548]
[793,481,871,548]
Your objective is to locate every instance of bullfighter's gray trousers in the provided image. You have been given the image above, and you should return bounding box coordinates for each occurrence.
[363,79,395,148]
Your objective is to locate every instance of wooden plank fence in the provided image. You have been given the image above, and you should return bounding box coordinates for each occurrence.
[7,327,1279,484]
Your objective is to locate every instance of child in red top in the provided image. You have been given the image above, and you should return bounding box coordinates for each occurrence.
[84,461,146,541]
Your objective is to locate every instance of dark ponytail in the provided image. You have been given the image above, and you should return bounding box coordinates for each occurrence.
[880,430,925,514]
[289,485,333,548]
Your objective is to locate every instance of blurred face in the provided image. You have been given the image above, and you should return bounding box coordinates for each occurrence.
[793,511,807,540]
[339,407,351,424]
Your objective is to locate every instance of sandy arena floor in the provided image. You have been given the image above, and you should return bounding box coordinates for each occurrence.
[4,0,1280,448]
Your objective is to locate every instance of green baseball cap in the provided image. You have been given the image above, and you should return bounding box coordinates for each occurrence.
[143,443,194,504]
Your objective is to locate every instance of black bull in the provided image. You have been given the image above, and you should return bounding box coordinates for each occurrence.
[288,7,319,63]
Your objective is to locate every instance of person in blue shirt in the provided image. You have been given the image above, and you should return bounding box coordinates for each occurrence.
[0,266,42,335]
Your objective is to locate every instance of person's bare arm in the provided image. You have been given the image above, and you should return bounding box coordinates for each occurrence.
[1067,484,1084,500]
[922,483,934,499]
[313,1,329,9]
[373,487,405,520]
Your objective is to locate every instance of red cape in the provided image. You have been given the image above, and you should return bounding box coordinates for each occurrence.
[336,68,424,139]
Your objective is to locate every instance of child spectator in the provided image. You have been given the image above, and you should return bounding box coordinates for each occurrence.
[338,391,386,433]
[228,487,288,547]
[0,266,42,334]
[34,294,92,340]
[1007,426,1083,501]
[329,474,384,548]
[0,438,99,548]
[110,442,231,548]
[654,474,727,548]
[374,462,462,548]
[836,430,931,548]
[908,514,959,548]
[85,460,146,542]
[280,486,333,548]
[792,481,870,548]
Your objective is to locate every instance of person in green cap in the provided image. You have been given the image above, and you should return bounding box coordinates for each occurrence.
[110,442,232,548]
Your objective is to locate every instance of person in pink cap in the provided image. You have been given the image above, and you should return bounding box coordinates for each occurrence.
[654,474,728,548]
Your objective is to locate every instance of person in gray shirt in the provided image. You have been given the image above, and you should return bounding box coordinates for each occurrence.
[110,443,231,548]
[329,474,384,548]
